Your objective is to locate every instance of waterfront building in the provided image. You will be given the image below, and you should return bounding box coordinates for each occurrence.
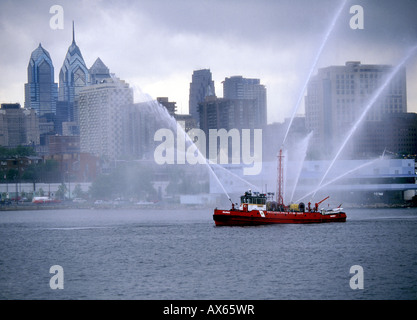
[209,158,417,204]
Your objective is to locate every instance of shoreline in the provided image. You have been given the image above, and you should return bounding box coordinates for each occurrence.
[1,202,415,212]
[0,202,214,211]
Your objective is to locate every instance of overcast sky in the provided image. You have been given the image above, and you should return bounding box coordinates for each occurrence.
[0,0,416,123]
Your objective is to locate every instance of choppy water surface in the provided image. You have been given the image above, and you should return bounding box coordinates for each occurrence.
[0,207,416,300]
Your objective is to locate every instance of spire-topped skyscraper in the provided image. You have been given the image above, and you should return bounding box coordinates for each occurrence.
[24,43,58,116]
[58,21,89,122]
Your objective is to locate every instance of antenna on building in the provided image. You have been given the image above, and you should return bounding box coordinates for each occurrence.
[72,21,75,43]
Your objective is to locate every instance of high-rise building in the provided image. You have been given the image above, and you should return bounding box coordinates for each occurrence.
[305,61,407,158]
[56,58,111,136]
[198,96,261,160]
[58,22,89,123]
[89,57,111,85]
[189,69,215,126]
[157,97,177,116]
[24,43,58,116]
[222,76,267,127]
[353,112,417,157]
[0,103,39,147]
[121,102,161,159]
[198,96,261,132]
[78,77,133,159]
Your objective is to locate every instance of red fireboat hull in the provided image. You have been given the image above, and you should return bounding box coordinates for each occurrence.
[213,209,347,226]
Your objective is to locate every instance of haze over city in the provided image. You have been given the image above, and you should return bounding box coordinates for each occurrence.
[1,0,416,123]
[2,0,417,304]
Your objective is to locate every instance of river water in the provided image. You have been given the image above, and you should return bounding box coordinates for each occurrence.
[0,207,416,300]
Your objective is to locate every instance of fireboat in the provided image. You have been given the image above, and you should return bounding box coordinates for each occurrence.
[213,149,347,226]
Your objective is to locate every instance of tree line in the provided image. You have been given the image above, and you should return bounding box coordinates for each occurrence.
[1,146,210,201]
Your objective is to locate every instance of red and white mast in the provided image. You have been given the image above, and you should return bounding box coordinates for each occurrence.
[276,148,284,206]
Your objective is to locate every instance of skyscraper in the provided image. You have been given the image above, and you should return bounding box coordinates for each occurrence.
[189,69,215,126]
[121,102,161,159]
[58,22,89,123]
[198,96,261,162]
[89,57,111,85]
[305,61,407,157]
[222,76,267,127]
[198,97,260,132]
[78,77,133,159]
[24,43,58,116]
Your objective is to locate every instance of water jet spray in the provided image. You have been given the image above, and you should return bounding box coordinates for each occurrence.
[311,45,417,200]
[282,0,347,147]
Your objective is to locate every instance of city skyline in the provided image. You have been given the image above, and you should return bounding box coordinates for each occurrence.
[0,0,417,123]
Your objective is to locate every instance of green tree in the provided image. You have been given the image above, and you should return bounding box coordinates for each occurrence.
[0,145,36,157]
[15,145,36,157]
[55,183,67,200]
[21,163,38,182]
[6,168,19,181]
[72,184,86,199]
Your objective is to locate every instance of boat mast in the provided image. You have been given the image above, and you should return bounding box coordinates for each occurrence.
[276,148,284,206]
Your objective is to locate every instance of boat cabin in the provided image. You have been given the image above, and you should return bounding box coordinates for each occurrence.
[240,191,267,205]
[239,190,275,211]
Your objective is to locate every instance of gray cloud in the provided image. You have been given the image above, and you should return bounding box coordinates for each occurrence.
[0,0,416,121]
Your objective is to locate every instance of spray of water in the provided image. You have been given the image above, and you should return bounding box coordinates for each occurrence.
[282,0,347,147]
[311,45,417,200]
[296,157,382,203]
[279,0,347,205]
[289,132,313,202]
[130,85,235,202]
[208,161,262,192]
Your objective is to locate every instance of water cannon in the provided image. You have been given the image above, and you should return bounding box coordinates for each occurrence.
[314,196,330,211]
